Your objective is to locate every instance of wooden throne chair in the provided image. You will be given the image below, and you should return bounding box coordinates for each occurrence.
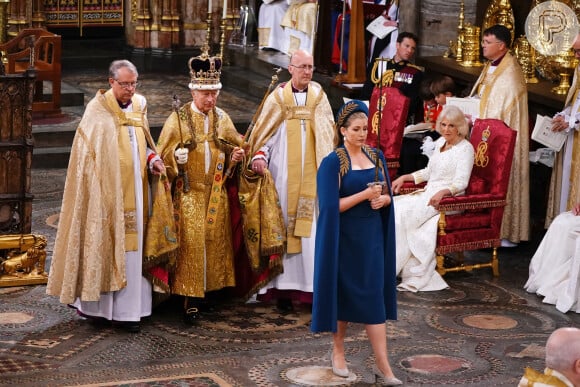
[0,28,62,117]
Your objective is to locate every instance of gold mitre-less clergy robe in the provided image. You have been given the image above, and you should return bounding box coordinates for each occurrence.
[47,89,164,304]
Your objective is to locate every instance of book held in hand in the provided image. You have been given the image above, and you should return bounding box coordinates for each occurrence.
[366,15,398,39]
[446,97,480,119]
[531,114,567,152]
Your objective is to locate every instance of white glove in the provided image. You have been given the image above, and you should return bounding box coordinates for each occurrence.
[175,148,188,165]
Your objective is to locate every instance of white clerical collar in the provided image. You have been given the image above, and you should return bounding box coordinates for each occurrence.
[190,101,207,116]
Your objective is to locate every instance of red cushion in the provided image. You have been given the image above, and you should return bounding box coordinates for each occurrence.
[444,212,491,231]
[466,175,486,195]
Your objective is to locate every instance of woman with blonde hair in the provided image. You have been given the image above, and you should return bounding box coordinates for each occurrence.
[391,105,474,292]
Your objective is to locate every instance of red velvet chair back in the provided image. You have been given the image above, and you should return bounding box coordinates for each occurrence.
[366,86,410,180]
[467,118,517,198]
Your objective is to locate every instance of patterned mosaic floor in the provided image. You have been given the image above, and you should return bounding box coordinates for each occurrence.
[0,168,579,386]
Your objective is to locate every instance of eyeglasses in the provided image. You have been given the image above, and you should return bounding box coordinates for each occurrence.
[114,80,140,89]
[481,40,502,46]
[290,64,315,72]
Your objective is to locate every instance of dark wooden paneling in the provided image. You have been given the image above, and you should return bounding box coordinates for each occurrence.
[0,70,35,234]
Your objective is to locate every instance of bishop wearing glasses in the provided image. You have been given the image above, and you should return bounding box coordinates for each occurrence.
[242,49,335,312]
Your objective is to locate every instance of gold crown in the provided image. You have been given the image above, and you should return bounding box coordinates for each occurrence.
[188,52,222,90]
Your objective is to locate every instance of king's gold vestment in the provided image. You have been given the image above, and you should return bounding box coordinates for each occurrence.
[157,104,242,298]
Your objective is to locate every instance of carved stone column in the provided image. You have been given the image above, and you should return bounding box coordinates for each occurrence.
[133,0,151,48]
[170,0,180,46]
[158,0,173,49]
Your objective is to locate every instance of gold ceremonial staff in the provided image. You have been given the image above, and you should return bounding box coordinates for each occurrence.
[172,95,191,192]
[224,66,282,178]
[244,66,283,143]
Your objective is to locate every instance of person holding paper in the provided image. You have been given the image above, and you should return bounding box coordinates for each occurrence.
[518,327,580,385]
[367,0,400,66]
[545,33,580,228]
[430,75,457,108]
[469,24,529,247]
[400,78,442,172]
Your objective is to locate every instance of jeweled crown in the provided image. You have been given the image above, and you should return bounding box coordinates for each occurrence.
[188,51,222,90]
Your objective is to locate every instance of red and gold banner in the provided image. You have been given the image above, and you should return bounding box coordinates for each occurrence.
[366,86,409,162]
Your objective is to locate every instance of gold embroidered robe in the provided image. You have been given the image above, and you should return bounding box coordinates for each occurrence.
[46,90,169,304]
[470,52,530,242]
[157,104,242,298]
[243,81,335,294]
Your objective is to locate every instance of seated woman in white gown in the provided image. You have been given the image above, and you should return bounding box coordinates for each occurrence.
[257,0,289,52]
[524,203,580,313]
[391,105,474,292]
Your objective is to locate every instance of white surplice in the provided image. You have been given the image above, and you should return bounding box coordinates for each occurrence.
[525,211,580,313]
[257,0,289,51]
[257,91,317,295]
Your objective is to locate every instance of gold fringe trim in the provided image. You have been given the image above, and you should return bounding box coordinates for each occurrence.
[438,199,506,212]
[243,256,284,301]
[436,239,499,255]
[262,245,285,257]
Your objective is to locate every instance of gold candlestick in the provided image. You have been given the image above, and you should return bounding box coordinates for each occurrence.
[456,0,465,62]
[202,5,212,56]
[219,16,226,59]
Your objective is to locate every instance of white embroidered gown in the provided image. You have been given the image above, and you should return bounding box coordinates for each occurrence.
[394,137,474,292]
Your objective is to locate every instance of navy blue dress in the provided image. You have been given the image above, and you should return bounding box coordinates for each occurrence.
[311,146,397,333]
[337,167,386,323]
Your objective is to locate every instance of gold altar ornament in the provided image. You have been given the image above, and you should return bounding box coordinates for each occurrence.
[459,24,482,67]
[0,234,48,287]
[514,35,539,83]
[525,1,579,56]
[550,46,578,94]
[483,0,515,44]
[455,0,465,62]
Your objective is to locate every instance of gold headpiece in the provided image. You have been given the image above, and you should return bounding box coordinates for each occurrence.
[188,51,222,90]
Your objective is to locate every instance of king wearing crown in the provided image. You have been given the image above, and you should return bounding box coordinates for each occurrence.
[156,51,246,324]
